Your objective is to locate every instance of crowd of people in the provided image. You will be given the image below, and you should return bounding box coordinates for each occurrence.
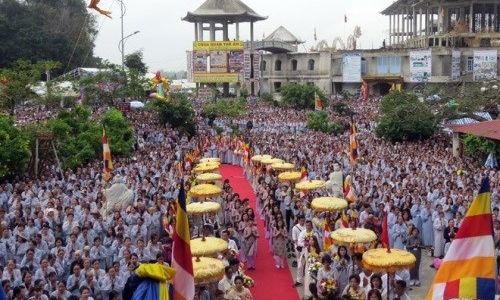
[0,95,498,300]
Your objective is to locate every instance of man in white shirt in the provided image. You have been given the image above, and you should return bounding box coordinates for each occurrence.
[294,220,318,287]
[217,266,234,297]
[220,230,238,255]
[291,215,306,269]
[394,280,411,300]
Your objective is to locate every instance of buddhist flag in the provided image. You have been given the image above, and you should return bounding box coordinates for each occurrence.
[344,14,347,23]
[102,128,113,181]
[314,28,317,41]
[172,180,195,300]
[341,211,349,228]
[426,177,496,300]
[349,116,359,163]
[381,212,390,250]
[300,165,308,181]
[314,92,322,112]
[323,220,332,251]
[344,176,355,202]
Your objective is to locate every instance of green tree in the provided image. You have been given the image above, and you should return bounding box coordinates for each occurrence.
[124,51,148,76]
[462,134,500,164]
[78,63,127,106]
[0,114,30,178]
[153,94,196,136]
[49,106,133,170]
[306,111,343,134]
[0,59,48,115]
[376,91,436,142]
[202,97,247,125]
[0,0,99,74]
[279,83,328,109]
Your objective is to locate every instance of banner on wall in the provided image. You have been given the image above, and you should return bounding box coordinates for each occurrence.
[451,50,461,81]
[409,50,432,82]
[186,51,193,83]
[473,50,497,81]
[342,53,362,83]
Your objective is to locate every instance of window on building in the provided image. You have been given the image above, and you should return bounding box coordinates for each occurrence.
[308,59,315,71]
[273,82,282,91]
[466,57,473,73]
[275,60,282,71]
[389,57,402,73]
[291,59,298,71]
[361,58,367,74]
[377,57,389,74]
[261,61,267,71]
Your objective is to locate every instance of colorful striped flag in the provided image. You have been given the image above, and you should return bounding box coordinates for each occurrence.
[381,212,390,250]
[426,177,496,300]
[300,166,308,181]
[172,180,195,300]
[322,220,332,251]
[344,176,355,202]
[102,129,113,181]
[349,116,359,163]
[341,211,349,228]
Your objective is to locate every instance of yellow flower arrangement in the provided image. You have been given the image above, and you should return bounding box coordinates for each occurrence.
[242,274,254,288]
[320,278,338,294]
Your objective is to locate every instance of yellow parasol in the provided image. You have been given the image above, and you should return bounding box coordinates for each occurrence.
[196,173,223,183]
[362,248,416,273]
[199,157,221,163]
[192,257,225,284]
[193,163,220,173]
[311,197,348,212]
[260,158,284,165]
[251,154,272,162]
[277,171,302,183]
[188,184,222,198]
[330,228,377,244]
[186,201,221,214]
[271,162,295,171]
[295,180,326,190]
[190,237,229,257]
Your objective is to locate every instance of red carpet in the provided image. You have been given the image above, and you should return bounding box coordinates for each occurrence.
[220,165,300,300]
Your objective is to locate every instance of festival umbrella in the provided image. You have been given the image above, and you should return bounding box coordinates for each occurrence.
[362,248,416,300]
[330,228,377,244]
[199,157,221,163]
[192,257,226,284]
[271,162,295,171]
[186,201,221,214]
[277,171,302,183]
[311,197,348,212]
[362,248,416,272]
[260,158,284,165]
[196,173,223,183]
[295,180,326,190]
[188,184,222,199]
[193,163,220,173]
[190,236,229,257]
[251,154,272,162]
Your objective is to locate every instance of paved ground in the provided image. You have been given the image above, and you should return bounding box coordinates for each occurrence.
[287,249,437,300]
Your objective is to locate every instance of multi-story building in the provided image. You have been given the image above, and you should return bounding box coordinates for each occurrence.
[259,0,500,96]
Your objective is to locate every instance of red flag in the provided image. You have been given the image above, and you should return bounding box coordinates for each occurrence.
[381,212,390,251]
[344,14,347,23]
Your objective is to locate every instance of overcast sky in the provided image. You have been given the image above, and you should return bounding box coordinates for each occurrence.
[92,0,395,72]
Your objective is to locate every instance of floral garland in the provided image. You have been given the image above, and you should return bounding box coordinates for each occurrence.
[303,231,314,247]
[239,262,255,288]
[307,252,321,277]
[319,278,338,295]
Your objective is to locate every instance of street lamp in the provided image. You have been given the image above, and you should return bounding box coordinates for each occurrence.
[118,30,140,70]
